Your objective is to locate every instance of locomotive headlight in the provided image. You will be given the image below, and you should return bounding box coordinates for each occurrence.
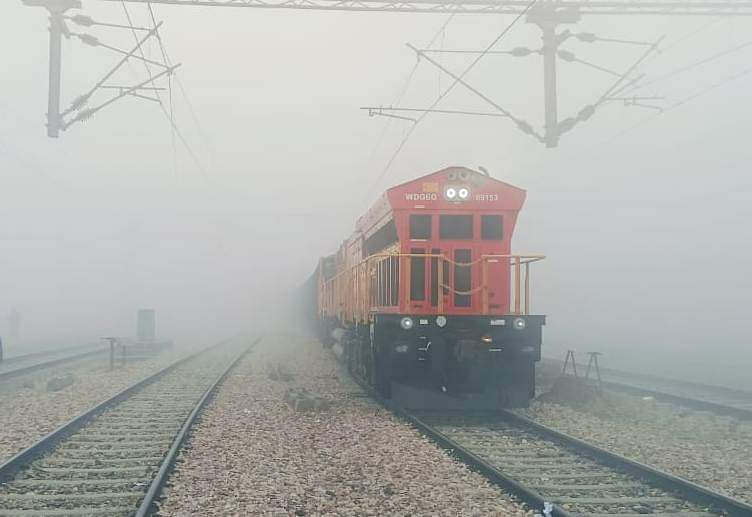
[512,317,526,330]
[435,315,447,328]
[400,317,414,330]
[458,188,470,200]
[444,187,457,200]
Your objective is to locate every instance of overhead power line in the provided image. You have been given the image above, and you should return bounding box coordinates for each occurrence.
[365,14,455,175]
[623,37,752,94]
[591,60,752,149]
[370,0,538,188]
[21,0,752,163]
[105,0,752,16]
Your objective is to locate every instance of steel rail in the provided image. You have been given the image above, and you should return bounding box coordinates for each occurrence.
[135,337,259,516]
[399,407,573,517]
[499,410,752,516]
[0,338,235,484]
[0,343,100,365]
[602,379,752,420]
[544,358,752,420]
[346,370,567,515]
[349,367,752,516]
[0,347,108,384]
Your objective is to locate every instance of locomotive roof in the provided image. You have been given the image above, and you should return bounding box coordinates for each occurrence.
[355,166,526,236]
[387,166,525,194]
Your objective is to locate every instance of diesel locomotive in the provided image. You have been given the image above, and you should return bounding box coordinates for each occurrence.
[309,166,545,409]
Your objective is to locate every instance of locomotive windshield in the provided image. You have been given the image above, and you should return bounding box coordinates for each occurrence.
[409,214,432,240]
[439,214,473,239]
[481,215,504,240]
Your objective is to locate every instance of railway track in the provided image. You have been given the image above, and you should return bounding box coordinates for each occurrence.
[349,369,751,516]
[401,408,752,517]
[540,358,752,420]
[598,369,752,421]
[0,337,256,517]
[0,345,108,383]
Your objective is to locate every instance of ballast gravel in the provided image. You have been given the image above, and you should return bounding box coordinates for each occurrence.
[0,345,198,464]
[159,335,533,517]
[517,380,752,505]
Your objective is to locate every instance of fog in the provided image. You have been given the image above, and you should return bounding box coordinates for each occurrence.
[1,2,750,387]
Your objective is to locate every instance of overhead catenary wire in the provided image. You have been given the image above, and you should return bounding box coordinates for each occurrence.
[119,2,208,179]
[405,44,535,130]
[147,3,179,178]
[147,4,170,66]
[594,36,664,107]
[632,16,725,75]
[121,2,159,97]
[623,36,752,95]
[172,74,213,161]
[612,17,741,100]
[595,61,752,149]
[364,106,511,119]
[371,0,538,190]
[148,3,213,169]
[366,13,456,165]
[63,22,165,118]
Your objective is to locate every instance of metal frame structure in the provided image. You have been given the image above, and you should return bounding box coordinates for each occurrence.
[102,0,752,15]
[23,0,82,137]
[22,0,178,138]
[21,0,752,144]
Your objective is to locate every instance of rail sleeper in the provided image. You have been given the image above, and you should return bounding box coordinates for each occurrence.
[0,340,254,517]
[414,411,727,517]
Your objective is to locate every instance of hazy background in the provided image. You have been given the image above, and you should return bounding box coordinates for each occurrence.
[1,2,750,387]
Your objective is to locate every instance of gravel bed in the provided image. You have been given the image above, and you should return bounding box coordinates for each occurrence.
[517,379,752,504]
[0,343,244,516]
[0,345,200,464]
[422,414,714,516]
[159,334,533,517]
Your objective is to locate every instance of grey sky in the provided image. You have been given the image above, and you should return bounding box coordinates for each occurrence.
[1,1,750,386]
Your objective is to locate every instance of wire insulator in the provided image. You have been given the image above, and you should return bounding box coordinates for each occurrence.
[77,108,95,122]
[578,105,596,121]
[510,47,533,57]
[77,34,100,47]
[516,120,534,135]
[70,15,95,27]
[557,49,576,62]
[576,32,597,43]
[558,117,576,133]
[70,94,89,111]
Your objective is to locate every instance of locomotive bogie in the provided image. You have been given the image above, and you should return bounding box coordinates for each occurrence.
[343,314,543,408]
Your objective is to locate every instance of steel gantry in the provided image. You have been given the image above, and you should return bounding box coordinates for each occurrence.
[102,0,752,15]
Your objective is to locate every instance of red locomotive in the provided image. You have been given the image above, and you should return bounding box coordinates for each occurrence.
[311,166,545,408]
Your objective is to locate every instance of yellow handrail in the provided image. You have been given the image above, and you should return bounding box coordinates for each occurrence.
[320,252,545,322]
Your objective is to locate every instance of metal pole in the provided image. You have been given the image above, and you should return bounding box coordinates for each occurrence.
[527,3,579,147]
[524,262,530,315]
[540,20,559,148]
[46,9,64,138]
[514,256,521,314]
